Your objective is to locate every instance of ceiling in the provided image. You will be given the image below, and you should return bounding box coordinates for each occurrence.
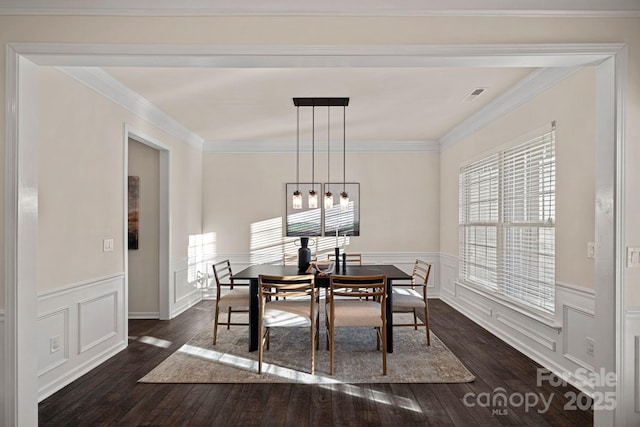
[103,66,534,145]
[12,1,637,149]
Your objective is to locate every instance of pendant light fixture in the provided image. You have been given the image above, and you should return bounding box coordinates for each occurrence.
[292,97,349,211]
[292,105,302,209]
[340,104,350,211]
[308,105,318,209]
[324,105,334,209]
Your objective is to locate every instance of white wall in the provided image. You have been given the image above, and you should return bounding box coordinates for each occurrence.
[441,66,597,290]
[202,151,440,257]
[439,66,600,392]
[32,66,204,401]
[127,139,160,318]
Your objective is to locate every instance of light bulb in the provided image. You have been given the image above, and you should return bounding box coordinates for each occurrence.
[324,192,334,209]
[308,190,318,209]
[340,191,349,211]
[292,190,302,209]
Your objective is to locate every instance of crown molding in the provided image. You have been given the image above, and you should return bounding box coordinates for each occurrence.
[439,66,582,150]
[203,139,440,153]
[59,66,204,151]
[43,43,624,154]
[1,0,639,17]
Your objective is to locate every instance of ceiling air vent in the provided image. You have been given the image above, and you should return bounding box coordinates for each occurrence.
[463,88,486,102]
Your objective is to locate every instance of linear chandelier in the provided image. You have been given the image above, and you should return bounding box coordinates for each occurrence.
[292,97,350,211]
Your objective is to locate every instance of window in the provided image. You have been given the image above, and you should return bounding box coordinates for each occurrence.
[459,124,556,313]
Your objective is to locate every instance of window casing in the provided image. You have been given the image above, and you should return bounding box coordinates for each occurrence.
[459,125,556,313]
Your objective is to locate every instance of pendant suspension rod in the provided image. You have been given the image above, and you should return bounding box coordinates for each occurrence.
[343,105,346,191]
[327,106,330,184]
[296,106,300,189]
[312,105,315,187]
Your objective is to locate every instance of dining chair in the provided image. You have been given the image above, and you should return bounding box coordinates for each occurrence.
[283,253,317,265]
[327,252,362,265]
[392,259,432,345]
[258,274,319,374]
[212,259,250,345]
[326,274,387,375]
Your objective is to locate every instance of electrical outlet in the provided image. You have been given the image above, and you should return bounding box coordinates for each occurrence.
[50,335,61,353]
[586,337,595,357]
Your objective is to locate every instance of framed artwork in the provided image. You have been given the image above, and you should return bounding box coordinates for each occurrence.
[323,182,360,237]
[285,182,360,237]
[128,176,140,250]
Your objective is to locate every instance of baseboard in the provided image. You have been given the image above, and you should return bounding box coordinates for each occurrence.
[437,253,597,396]
[38,341,126,402]
[440,292,593,396]
[128,312,160,319]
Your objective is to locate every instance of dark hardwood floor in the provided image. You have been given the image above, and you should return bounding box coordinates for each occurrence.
[39,299,593,426]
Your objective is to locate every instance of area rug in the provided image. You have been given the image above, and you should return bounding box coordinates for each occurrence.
[139,316,475,384]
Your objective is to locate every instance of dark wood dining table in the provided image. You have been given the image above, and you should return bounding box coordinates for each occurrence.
[231,264,412,353]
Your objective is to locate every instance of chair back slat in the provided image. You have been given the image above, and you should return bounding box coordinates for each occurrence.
[212,259,233,286]
[329,274,386,301]
[412,259,431,286]
[258,274,316,300]
[327,253,362,265]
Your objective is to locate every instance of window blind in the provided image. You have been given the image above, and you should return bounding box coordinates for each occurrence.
[459,124,556,313]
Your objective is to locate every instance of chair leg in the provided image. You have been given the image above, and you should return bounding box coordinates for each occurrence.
[413,309,418,331]
[213,303,220,345]
[310,323,315,375]
[227,308,232,330]
[266,328,271,350]
[424,305,431,346]
[381,325,387,375]
[258,320,263,374]
[329,324,335,375]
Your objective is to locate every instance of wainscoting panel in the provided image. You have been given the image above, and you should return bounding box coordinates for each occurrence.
[439,253,597,395]
[170,258,203,318]
[621,309,640,426]
[78,291,118,354]
[562,304,595,370]
[0,309,4,424]
[36,274,126,402]
[37,308,69,376]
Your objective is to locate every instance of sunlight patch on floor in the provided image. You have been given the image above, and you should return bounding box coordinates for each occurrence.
[178,343,423,413]
[136,335,173,348]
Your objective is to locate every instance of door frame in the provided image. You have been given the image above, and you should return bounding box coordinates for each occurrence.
[125,126,172,322]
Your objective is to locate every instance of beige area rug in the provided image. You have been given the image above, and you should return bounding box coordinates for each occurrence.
[139,315,475,384]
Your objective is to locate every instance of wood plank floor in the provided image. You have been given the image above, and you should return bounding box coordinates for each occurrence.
[39,299,593,426]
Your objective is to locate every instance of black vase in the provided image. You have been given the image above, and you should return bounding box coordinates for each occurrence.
[298,237,311,271]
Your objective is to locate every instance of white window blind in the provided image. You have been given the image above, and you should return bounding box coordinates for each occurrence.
[459,124,556,313]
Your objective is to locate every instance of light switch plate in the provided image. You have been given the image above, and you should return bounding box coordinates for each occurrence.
[627,247,640,267]
[587,242,595,259]
[103,239,114,252]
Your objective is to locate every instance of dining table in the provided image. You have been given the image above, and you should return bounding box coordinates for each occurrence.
[231,263,412,353]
